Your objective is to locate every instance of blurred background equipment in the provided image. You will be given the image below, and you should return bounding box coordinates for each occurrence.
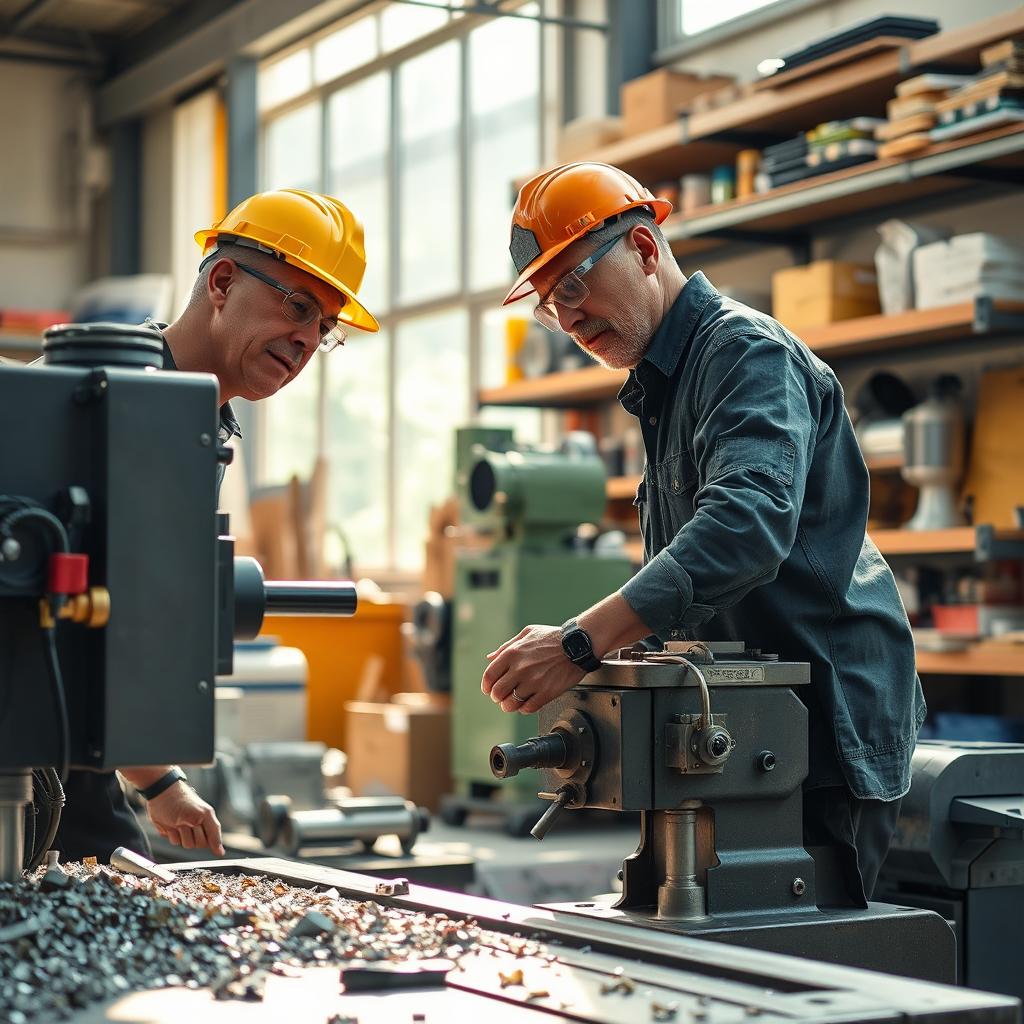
[901,375,967,531]
[444,426,631,835]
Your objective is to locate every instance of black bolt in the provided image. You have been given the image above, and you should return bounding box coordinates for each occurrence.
[709,734,729,758]
[756,750,777,772]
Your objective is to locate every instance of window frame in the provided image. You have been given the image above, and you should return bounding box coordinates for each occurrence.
[256,2,546,573]
[655,0,829,63]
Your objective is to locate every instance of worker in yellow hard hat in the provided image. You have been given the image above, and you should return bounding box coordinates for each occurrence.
[482,161,923,907]
[55,188,379,865]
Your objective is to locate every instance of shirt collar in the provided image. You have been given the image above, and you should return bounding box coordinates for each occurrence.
[159,331,242,441]
[617,271,720,412]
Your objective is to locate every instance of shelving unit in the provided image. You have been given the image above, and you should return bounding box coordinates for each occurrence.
[664,124,1024,260]
[537,9,1024,186]
[478,300,1024,409]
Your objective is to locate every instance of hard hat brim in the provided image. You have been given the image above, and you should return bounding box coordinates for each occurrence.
[194,229,380,333]
[501,196,673,306]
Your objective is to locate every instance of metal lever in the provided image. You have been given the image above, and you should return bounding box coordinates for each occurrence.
[531,784,581,841]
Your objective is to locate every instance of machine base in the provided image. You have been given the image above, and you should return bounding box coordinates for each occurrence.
[542,893,956,984]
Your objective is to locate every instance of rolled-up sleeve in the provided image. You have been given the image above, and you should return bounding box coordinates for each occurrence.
[620,333,821,637]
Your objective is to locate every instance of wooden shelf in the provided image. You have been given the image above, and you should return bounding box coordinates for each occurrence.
[916,647,1024,677]
[871,527,977,555]
[665,124,1024,259]
[479,300,1024,409]
[525,9,1024,187]
[800,299,1024,359]
[479,365,628,408]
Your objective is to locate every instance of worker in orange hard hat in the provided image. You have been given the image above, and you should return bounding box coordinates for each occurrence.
[55,188,379,866]
[483,160,923,908]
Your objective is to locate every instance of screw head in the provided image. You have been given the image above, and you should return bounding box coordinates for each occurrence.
[198,679,210,693]
[199,433,212,446]
[757,750,777,772]
[0,537,21,560]
[791,877,806,897]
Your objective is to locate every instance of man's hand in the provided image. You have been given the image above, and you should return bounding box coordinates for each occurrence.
[145,782,225,857]
[481,624,585,714]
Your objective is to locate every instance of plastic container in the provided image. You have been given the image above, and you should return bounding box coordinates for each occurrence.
[710,165,736,204]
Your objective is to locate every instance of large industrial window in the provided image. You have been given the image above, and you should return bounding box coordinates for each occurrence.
[258,2,543,574]
[657,0,823,57]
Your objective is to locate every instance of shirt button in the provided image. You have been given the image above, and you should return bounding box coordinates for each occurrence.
[648,416,657,426]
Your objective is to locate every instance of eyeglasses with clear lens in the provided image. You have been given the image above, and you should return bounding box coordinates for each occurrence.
[233,261,346,352]
[532,232,625,332]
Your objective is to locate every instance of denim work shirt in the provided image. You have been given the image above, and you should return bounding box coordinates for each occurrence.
[618,272,926,801]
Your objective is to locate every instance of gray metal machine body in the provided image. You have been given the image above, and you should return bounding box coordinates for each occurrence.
[876,741,1024,998]
[490,642,955,982]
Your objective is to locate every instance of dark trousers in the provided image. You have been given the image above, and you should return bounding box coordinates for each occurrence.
[52,770,150,863]
[803,785,901,906]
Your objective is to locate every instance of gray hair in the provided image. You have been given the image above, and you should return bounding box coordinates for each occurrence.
[582,205,673,259]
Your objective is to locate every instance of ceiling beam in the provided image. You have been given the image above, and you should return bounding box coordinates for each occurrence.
[96,0,370,126]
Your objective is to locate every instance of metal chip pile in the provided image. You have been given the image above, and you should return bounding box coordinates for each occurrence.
[0,862,486,1023]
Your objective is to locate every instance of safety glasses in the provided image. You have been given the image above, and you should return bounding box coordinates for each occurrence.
[233,262,346,352]
[533,232,625,332]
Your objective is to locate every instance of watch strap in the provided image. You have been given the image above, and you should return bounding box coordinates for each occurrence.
[560,618,602,673]
[138,767,187,801]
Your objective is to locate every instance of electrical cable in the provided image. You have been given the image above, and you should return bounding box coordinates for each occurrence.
[41,624,70,785]
[25,768,65,872]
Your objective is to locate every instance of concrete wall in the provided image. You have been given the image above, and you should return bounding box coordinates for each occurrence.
[0,60,98,310]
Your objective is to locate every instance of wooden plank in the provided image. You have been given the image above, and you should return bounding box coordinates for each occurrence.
[478,365,628,408]
[909,7,1024,69]
[871,527,976,555]
[751,36,912,93]
[916,647,1024,676]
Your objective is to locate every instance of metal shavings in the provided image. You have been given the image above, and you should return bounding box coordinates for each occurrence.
[652,1001,679,1021]
[498,968,524,988]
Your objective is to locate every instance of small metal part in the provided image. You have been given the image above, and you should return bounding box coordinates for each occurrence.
[756,750,777,772]
[0,537,20,561]
[340,958,452,992]
[791,877,806,897]
[109,847,177,884]
[44,850,60,869]
[374,877,410,897]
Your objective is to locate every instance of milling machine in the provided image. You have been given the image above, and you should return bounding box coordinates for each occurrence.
[489,640,956,982]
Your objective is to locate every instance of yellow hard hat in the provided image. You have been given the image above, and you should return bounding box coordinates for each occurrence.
[195,188,379,333]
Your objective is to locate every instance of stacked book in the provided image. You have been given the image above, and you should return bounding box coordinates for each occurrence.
[875,74,973,158]
[931,37,1024,141]
[913,233,1024,309]
[756,119,881,191]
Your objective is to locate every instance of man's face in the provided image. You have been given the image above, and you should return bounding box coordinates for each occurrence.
[528,225,661,371]
[207,256,342,403]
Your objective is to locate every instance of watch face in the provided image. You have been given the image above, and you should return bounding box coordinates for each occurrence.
[564,631,591,659]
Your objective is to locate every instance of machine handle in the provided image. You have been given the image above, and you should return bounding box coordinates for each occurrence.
[531,787,573,841]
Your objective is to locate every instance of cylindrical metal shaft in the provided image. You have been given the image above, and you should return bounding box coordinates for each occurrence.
[0,771,32,882]
[490,733,570,779]
[657,801,708,921]
[264,581,357,616]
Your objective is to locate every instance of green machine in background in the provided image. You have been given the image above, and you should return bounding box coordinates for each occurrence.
[440,426,632,836]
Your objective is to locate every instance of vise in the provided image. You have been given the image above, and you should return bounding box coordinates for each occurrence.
[490,641,956,983]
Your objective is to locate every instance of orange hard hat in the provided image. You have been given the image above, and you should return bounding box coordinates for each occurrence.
[195,188,379,333]
[503,161,673,305]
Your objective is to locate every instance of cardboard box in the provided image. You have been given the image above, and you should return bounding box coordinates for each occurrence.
[344,693,451,812]
[772,261,880,332]
[557,116,623,161]
[621,69,734,136]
